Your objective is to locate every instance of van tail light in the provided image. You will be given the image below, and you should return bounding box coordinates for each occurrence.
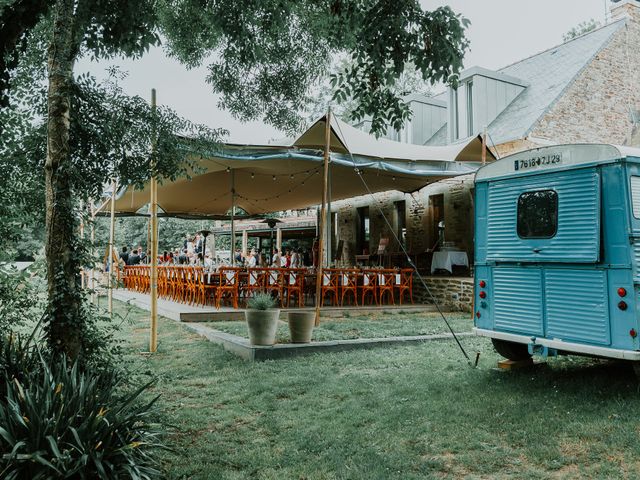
[618,287,627,297]
[479,280,486,288]
[476,311,481,318]
[618,301,628,311]
[479,291,487,299]
[631,329,637,338]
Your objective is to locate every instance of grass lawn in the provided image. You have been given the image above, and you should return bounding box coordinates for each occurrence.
[115,300,640,479]
[208,311,472,343]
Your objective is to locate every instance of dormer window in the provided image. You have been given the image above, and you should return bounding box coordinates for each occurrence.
[448,67,527,142]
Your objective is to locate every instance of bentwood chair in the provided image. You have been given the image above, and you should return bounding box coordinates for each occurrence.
[320,269,339,306]
[377,270,395,305]
[340,269,359,306]
[265,268,285,307]
[216,268,240,309]
[360,270,378,305]
[286,269,305,308]
[396,268,414,305]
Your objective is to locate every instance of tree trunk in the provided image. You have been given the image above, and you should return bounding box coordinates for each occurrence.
[44,0,83,359]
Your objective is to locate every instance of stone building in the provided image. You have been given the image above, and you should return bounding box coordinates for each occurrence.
[335,0,640,274]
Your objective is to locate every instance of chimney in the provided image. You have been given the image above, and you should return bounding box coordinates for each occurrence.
[610,0,640,21]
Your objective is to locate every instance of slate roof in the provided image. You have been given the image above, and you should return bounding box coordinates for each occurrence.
[490,19,625,145]
[423,19,626,146]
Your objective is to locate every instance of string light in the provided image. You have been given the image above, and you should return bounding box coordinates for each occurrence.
[290,174,294,179]
[251,172,255,179]
[392,176,396,181]
[226,166,231,173]
[272,175,276,181]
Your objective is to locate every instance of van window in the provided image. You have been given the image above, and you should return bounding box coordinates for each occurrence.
[517,190,558,238]
[631,176,640,219]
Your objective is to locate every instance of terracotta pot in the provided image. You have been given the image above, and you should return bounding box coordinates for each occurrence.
[245,309,280,346]
[287,311,315,343]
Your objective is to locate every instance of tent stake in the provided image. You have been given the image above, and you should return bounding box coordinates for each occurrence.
[315,107,331,326]
[150,88,159,353]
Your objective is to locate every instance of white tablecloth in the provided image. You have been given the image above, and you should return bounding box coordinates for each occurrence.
[431,251,469,274]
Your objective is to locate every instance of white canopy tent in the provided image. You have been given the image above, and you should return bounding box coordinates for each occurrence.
[111,114,493,218]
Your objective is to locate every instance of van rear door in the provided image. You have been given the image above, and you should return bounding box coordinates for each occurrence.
[486,168,600,263]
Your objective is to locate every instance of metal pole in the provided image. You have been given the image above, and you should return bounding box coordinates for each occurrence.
[107,179,117,315]
[314,108,331,326]
[149,88,159,353]
[327,163,332,266]
[230,169,236,266]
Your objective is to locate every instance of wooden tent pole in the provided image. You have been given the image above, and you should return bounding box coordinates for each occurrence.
[90,203,96,304]
[314,108,331,326]
[107,179,117,315]
[150,88,159,353]
[230,169,236,266]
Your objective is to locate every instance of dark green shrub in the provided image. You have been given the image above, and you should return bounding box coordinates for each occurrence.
[0,355,164,479]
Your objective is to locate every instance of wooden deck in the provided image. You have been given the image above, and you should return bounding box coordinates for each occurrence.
[112,289,437,322]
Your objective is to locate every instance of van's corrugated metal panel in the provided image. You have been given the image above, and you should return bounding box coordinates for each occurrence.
[493,268,543,335]
[545,270,610,345]
[487,168,600,262]
[630,175,640,218]
[633,241,640,283]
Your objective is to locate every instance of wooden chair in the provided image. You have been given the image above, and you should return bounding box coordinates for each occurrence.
[320,269,339,306]
[396,268,414,305]
[377,270,395,305]
[286,269,305,308]
[216,268,240,309]
[265,268,285,307]
[184,267,198,305]
[360,270,378,305]
[340,269,359,306]
[244,268,266,303]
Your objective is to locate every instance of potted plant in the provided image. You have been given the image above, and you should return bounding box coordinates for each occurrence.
[245,293,280,345]
[287,310,315,343]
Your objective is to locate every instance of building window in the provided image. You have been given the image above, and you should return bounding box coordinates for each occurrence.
[453,89,459,140]
[517,190,558,239]
[466,81,473,136]
[357,206,370,254]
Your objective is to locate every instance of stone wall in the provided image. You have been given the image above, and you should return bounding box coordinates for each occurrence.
[331,175,475,266]
[413,276,474,312]
[532,11,640,145]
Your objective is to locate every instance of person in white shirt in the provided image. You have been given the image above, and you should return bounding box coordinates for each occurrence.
[247,249,257,268]
[271,248,280,267]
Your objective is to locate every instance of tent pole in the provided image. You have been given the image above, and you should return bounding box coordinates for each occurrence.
[327,163,332,266]
[315,108,331,326]
[149,88,159,353]
[89,203,96,304]
[230,169,236,266]
[107,179,117,316]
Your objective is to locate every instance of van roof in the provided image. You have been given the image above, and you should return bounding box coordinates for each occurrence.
[475,144,640,182]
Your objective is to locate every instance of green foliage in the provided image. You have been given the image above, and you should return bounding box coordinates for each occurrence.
[563,18,601,42]
[160,0,469,135]
[0,353,164,479]
[246,292,276,310]
[0,264,43,334]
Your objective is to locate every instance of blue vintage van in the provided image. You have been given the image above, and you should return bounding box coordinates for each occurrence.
[473,144,640,364]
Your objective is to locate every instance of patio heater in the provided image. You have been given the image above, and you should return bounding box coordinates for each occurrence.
[261,218,283,263]
[199,229,211,264]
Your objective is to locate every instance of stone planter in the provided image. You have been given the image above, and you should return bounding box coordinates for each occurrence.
[287,311,315,343]
[245,309,280,346]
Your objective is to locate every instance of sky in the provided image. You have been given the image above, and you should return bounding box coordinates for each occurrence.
[78,0,611,144]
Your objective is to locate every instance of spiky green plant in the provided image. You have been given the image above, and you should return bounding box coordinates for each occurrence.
[0,354,165,479]
[246,293,276,311]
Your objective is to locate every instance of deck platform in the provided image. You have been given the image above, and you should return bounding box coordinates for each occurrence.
[112,289,437,322]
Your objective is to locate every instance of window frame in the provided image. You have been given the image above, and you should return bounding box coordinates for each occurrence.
[516,189,559,240]
[630,175,640,219]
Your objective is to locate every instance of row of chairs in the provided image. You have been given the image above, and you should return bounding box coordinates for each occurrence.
[122,266,414,309]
